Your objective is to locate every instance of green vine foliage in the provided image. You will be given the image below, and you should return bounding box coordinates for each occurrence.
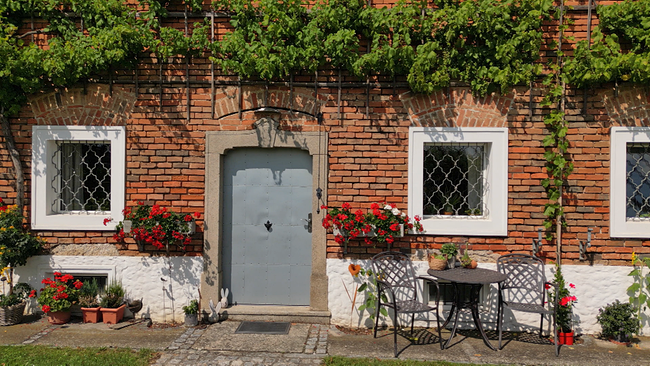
[0,0,204,116]
[565,0,650,88]
[210,0,553,95]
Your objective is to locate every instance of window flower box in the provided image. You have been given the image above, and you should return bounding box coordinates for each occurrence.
[323,202,423,254]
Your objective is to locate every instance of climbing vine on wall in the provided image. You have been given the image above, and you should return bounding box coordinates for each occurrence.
[565,0,650,87]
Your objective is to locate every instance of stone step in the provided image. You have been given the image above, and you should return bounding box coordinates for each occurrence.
[222,305,330,325]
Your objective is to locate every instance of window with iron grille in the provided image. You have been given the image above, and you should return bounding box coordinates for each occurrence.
[31,126,125,230]
[611,127,650,237]
[408,127,508,236]
[626,143,650,220]
[423,144,487,217]
[52,141,111,213]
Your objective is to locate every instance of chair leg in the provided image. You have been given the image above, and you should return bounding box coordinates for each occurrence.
[497,301,503,350]
[539,313,544,339]
[435,307,443,350]
[393,307,399,357]
[373,303,381,338]
[410,313,415,333]
[553,314,559,357]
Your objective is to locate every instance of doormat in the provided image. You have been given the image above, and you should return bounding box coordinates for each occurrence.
[234,321,291,335]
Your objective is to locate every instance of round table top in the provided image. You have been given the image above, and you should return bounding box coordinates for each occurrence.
[427,267,507,284]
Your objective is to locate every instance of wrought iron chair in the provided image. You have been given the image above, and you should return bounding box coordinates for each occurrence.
[371,251,443,357]
[496,253,559,356]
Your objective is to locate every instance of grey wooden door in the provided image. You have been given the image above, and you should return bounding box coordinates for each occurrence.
[222,148,313,305]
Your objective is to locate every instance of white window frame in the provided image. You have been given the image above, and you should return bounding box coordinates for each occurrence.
[31,126,125,230]
[610,127,650,238]
[408,127,508,236]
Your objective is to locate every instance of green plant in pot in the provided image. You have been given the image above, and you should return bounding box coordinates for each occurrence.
[440,243,459,268]
[79,279,102,323]
[0,198,44,325]
[100,281,126,325]
[597,300,640,344]
[183,299,199,327]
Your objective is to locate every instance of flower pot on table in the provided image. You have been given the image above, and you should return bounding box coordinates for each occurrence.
[101,304,126,325]
[81,307,102,323]
[47,310,71,325]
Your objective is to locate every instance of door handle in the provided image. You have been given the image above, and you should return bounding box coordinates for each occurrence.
[303,213,312,233]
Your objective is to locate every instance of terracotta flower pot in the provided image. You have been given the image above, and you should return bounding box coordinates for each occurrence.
[47,310,71,325]
[81,307,102,323]
[100,304,126,325]
[557,331,574,345]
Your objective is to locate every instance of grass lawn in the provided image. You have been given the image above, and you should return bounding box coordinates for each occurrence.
[0,345,156,366]
[323,356,509,366]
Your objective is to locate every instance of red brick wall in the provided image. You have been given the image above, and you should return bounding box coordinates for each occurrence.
[1,1,648,265]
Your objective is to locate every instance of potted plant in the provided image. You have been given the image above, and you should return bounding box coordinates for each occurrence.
[597,300,640,344]
[547,265,577,345]
[108,201,200,252]
[440,243,459,268]
[460,250,477,269]
[0,282,34,326]
[100,281,126,325]
[428,254,447,271]
[37,272,83,324]
[183,299,199,327]
[79,279,102,323]
[0,198,44,325]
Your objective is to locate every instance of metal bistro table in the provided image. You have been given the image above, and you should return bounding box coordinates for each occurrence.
[427,267,507,350]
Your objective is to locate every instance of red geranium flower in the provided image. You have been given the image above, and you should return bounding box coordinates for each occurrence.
[42,305,51,313]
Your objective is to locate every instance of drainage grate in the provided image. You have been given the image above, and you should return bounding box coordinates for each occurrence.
[234,321,291,335]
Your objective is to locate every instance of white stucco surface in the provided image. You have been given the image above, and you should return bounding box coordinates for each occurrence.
[12,255,203,323]
[327,258,650,335]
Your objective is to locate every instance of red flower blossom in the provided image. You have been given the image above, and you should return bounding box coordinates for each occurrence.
[320,205,328,210]
[103,218,112,226]
[569,283,575,289]
[184,214,193,222]
[194,212,201,219]
[544,283,551,290]
[386,236,394,244]
[42,305,51,313]
[342,202,351,210]
[371,203,379,210]
[73,280,83,289]
[29,290,36,298]
[389,223,399,231]
[334,235,345,244]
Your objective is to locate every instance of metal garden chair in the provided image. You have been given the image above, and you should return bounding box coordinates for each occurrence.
[371,251,443,357]
[496,253,559,356]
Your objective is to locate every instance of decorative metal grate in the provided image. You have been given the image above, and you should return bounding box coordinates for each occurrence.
[626,143,650,220]
[422,143,487,217]
[51,141,111,214]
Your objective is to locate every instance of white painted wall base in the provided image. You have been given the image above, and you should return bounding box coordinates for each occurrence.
[327,258,650,336]
[11,255,203,324]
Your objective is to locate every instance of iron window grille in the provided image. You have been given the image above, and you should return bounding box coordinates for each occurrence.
[422,143,488,217]
[51,141,111,214]
[626,143,650,221]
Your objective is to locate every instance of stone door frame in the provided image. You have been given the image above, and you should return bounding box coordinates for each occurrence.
[202,117,328,313]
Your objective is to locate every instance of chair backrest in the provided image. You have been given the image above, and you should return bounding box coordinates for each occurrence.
[371,251,419,301]
[497,254,547,306]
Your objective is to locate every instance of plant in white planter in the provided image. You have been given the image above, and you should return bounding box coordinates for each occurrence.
[322,202,424,249]
[183,299,199,327]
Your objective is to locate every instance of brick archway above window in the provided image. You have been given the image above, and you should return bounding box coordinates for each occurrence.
[29,84,136,126]
[399,88,514,128]
[602,85,650,127]
[213,86,325,120]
